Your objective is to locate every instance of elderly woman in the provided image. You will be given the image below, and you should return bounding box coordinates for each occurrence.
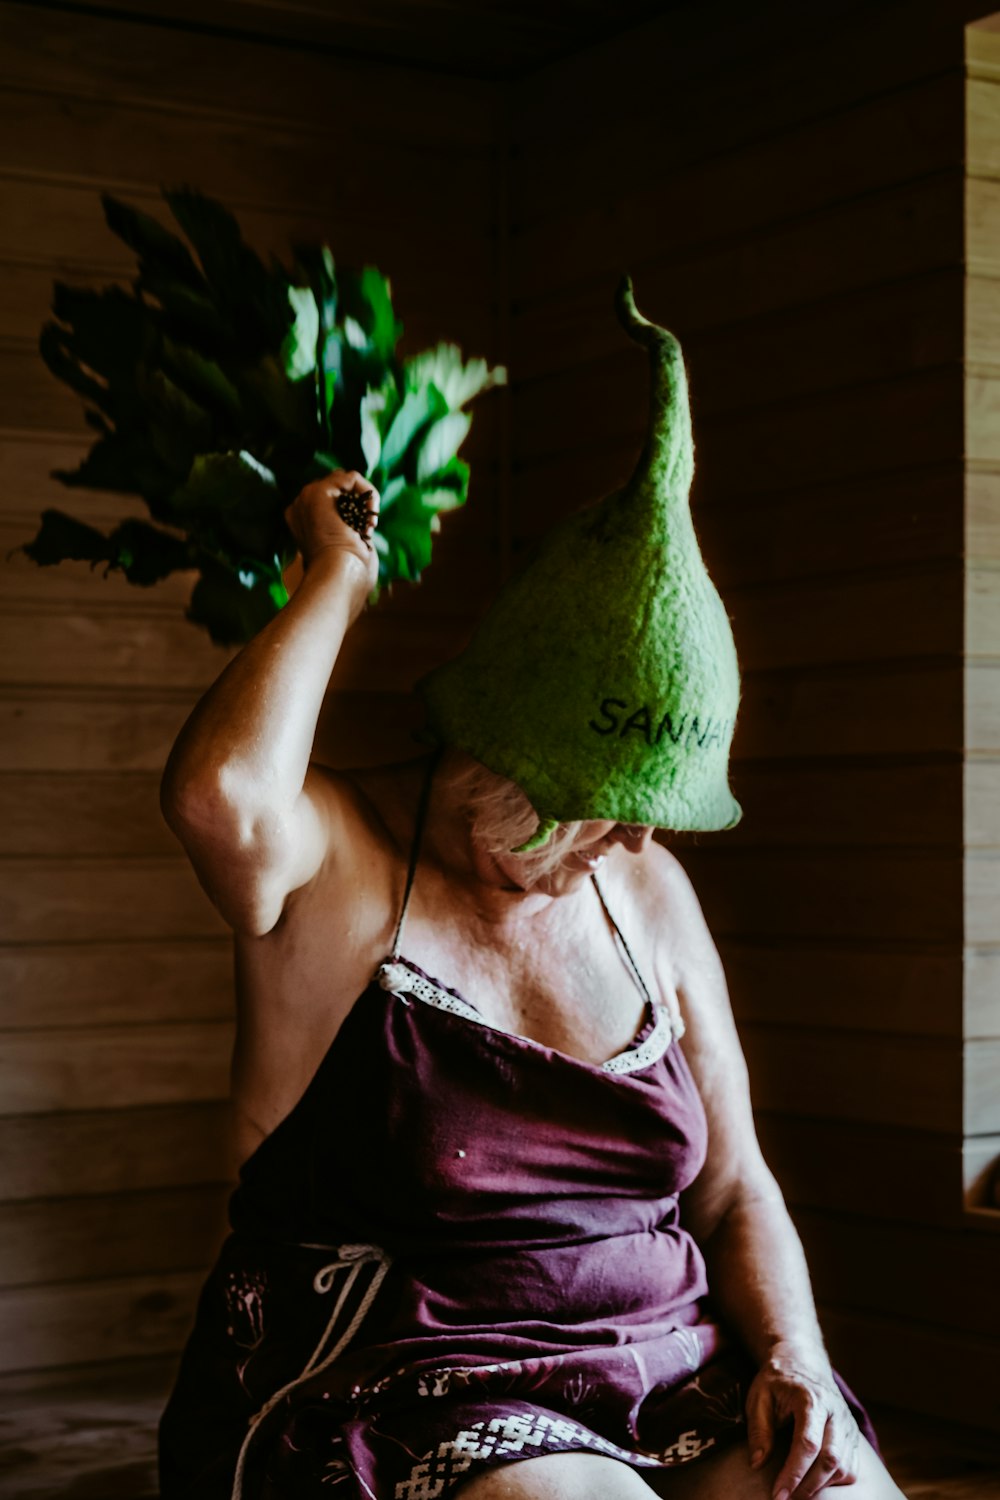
[157,287,905,1500]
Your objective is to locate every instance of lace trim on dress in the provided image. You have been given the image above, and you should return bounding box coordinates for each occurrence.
[376,958,683,1074]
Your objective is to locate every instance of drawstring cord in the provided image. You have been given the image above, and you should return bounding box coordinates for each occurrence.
[230,1242,392,1500]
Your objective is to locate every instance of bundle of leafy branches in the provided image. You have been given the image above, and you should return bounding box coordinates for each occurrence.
[14,187,506,646]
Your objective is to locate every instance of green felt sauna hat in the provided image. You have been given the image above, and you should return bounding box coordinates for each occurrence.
[416,273,743,851]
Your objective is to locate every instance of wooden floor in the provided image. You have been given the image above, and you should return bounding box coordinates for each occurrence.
[1,1361,999,1498]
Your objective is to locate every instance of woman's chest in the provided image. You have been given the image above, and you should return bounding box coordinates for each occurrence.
[307,991,710,1237]
[394,915,654,1067]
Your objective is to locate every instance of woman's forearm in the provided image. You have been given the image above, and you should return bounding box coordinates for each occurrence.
[161,547,366,822]
[698,1189,830,1371]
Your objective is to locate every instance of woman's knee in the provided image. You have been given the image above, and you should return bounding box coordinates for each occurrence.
[649,1432,905,1500]
[454,1451,661,1499]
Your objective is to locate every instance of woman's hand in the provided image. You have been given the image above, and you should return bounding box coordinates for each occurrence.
[746,1342,860,1498]
[283,469,381,617]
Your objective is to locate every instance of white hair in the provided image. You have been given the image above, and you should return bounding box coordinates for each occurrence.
[442,753,590,887]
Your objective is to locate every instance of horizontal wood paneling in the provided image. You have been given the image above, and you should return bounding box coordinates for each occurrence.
[0,1104,232,1202]
[515,70,961,248]
[513,303,960,468]
[0,687,427,771]
[964,1131,1000,1202]
[966,853,1000,946]
[0,1,501,144]
[740,1026,962,1133]
[796,1208,1000,1339]
[0,772,178,858]
[0,857,230,942]
[0,1270,204,1374]
[0,1185,230,1287]
[965,65,1000,1248]
[25,0,666,79]
[0,175,497,301]
[0,940,233,1029]
[966,176,1000,277]
[0,604,461,694]
[966,949,1000,1039]
[508,372,962,524]
[968,379,1000,465]
[966,276,1000,369]
[966,760,1000,845]
[721,941,961,1038]
[0,1023,233,1114]
[513,167,962,317]
[513,266,961,405]
[968,466,1000,557]
[820,1306,1000,1434]
[965,1039,1000,1135]
[738,661,963,761]
[508,0,968,152]
[726,759,959,850]
[968,662,1000,750]
[0,88,495,232]
[683,848,963,944]
[756,1115,964,1225]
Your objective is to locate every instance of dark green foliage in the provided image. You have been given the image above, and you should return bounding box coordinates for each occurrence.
[15,509,194,586]
[15,186,506,647]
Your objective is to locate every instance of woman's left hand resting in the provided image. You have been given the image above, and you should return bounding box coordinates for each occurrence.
[746,1340,860,1498]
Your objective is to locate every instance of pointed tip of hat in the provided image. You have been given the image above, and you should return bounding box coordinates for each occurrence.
[613,274,692,498]
[614,272,678,354]
[615,272,641,331]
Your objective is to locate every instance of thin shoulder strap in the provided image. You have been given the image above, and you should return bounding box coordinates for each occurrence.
[591,871,654,1008]
[390,748,443,960]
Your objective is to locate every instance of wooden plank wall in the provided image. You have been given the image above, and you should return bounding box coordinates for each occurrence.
[506,0,1000,1432]
[965,20,1000,1214]
[0,2,505,1380]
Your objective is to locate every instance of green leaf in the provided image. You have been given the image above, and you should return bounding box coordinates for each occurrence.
[237,352,316,441]
[338,266,403,364]
[134,365,217,475]
[280,285,320,381]
[169,449,282,562]
[13,508,192,586]
[135,265,231,352]
[420,484,466,514]
[359,266,403,363]
[359,372,401,475]
[185,553,284,647]
[403,341,507,409]
[378,483,440,581]
[163,186,293,357]
[160,334,244,427]
[378,474,408,510]
[380,384,449,475]
[49,282,152,389]
[102,192,206,289]
[38,323,112,415]
[15,509,115,568]
[106,516,195,584]
[416,410,472,482]
[51,430,178,513]
[429,454,471,497]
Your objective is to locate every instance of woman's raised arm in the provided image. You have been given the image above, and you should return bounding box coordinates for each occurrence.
[159,469,379,937]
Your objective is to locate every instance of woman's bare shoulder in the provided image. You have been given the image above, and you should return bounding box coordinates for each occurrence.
[626,840,718,981]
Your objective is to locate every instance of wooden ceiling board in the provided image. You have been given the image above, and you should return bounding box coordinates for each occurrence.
[12,0,689,78]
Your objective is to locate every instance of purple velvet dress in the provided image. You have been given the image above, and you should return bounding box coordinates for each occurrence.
[159,760,879,1500]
